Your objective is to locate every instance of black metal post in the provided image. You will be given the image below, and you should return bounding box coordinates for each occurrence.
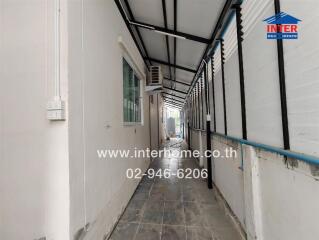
[211,56,217,132]
[220,39,227,135]
[274,0,290,150]
[188,122,191,150]
[201,76,205,130]
[197,82,200,129]
[204,64,213,189]
[235,6,247,140]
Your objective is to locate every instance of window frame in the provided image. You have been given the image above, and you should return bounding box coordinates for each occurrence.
[122,54,144,126]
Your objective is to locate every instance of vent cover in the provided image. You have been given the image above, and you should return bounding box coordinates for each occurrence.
[149,66,163,85]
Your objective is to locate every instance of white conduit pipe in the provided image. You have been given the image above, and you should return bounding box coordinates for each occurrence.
[54,0,61,100]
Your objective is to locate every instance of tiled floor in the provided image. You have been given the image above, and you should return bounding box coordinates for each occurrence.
[109,139,242,240]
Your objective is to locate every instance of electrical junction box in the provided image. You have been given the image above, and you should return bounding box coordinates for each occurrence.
[46,99,66,120]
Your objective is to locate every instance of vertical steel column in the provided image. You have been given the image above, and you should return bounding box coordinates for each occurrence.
[157,94,160,149]
[235,5,247,140]
[192,92,195,128]
[220,39,227,135]
[211,56,217,132]
[201,76,205,129]
[274,0,290,150]
[197,83,200,129]
[204,64,213,189]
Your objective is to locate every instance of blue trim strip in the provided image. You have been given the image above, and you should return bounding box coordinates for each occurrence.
[211,132,319,166]
[220,10,236,38]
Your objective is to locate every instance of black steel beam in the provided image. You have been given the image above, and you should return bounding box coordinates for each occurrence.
[114,0,149,70]
[123,0,151,66]
[164,102,183,108]
[274,0,290,150]
[187,0,236,95]
[235,5,247,140]
[164,77,191,86]
[162,0,172,82]
[220,39,227,135]
[129,20,210,44]
[165,105,182,110]
[163,96,184,104]
[145,57,196,73]
[162,92,185,100]
[164,100,183,106]
[164,86,188,95]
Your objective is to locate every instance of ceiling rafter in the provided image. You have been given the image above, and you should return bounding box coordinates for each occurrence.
[145,57,196,73]
[162,96,185,104]
[161,0,172,84]
[129,20,210,44]
[114,0,150,70]
[162,92,185,100]
[164,77,191,87]
[163,86,187,95]
[115,0,238,110]
[187,0,238,97]
[164,101,183,108]
[123,0,151,66]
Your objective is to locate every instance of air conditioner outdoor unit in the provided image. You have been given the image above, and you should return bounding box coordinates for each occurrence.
[145,65,163,94]
[149,65,163,85]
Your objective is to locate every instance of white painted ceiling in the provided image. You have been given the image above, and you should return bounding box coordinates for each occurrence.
[125,0,227,106]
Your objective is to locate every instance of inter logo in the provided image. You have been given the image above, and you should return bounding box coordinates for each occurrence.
[263,12,301,40]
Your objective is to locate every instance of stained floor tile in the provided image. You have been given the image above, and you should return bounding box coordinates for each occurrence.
[162,225,186,240]
[135,224,161,240]
[109,140,242,240]
[186,226,213,240]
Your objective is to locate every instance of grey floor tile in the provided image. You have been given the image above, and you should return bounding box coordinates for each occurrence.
[144,200,164,211]
[141,210,163,224]
[109,141,242,240]
[131,191,149,201]
[164,201,184,211]
[184,202,205,227]
[149,190,165,201]
[135,224,161,240]
[127,199,145,210]
[163,210,185,225]
[136,183,152,193]
[120,208,142,223]
[201,209,232,229]
[162,225,186,240]
[109,222,138,240]
[183,190,198,202]
[186,226,213,240]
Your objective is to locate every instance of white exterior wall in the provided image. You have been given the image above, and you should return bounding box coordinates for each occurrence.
[224,51,242,138]
[255,149,319,240]
[0,1,70,239]
[281,0,319,156]
[214,70,225,134]
[68,1,152,239]
[212,136,245,227]
[242,0,283,147]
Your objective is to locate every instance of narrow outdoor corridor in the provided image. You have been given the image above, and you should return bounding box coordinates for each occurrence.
[110,139,241,240]
[2,0,319,239]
